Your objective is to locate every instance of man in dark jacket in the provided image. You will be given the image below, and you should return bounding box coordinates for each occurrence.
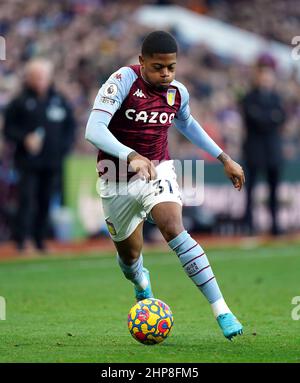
[241,65,286,235]
[4,58,76,252]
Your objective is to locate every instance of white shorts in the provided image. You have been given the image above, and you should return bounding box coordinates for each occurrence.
[96,160,182,242]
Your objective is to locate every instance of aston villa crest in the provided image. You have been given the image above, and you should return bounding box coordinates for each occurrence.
[167,89,176,106]
[105,219,117,236]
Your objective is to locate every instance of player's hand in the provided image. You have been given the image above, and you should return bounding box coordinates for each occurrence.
[127,151,157,182]
[224,159,245,191]
[24,132,43,155]
[218,152,245,191]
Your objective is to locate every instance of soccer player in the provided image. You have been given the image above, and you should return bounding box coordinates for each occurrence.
[85,31,245,340]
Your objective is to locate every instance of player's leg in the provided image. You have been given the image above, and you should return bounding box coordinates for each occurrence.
[151,201,243,340]
[151,202,227,308]
[97,176,154,301]
[113,221,153,301]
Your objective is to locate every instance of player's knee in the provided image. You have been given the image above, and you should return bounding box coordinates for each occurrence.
[118,250,141,265]
[158,218,185,242]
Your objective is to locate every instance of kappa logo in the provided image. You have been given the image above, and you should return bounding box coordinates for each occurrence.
[114,72,122,81]
[133,89,147,98]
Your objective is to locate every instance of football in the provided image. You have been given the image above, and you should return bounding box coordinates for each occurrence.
[127,298,174,345]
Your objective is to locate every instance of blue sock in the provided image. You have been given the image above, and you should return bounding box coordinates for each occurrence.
[168,230,223,304]
[117,254,148,291]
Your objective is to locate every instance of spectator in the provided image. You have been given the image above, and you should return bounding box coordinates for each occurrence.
[3,58,76,252]
[240,65,286,235]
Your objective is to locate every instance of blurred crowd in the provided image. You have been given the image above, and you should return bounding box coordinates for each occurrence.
[0,0,300,245]
[207,0,300,45]
[0,0,300,163]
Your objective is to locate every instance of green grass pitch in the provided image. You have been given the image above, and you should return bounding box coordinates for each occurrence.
[0,242,299,363]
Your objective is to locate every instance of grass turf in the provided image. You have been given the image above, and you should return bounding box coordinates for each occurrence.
[0,242,299,363]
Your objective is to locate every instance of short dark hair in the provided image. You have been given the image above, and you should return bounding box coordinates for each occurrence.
[141,31,178,57]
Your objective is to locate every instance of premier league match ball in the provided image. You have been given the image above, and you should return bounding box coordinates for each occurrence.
[127,298,174,345]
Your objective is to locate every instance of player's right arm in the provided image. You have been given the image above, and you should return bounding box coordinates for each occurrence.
[85,67,156,181]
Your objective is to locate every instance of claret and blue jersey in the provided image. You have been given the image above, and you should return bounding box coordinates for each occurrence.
[93,64,191,165]
[86,63,222,180]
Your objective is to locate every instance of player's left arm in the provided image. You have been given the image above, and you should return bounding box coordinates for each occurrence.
[174,85,245,191]
[216,152,245,191]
